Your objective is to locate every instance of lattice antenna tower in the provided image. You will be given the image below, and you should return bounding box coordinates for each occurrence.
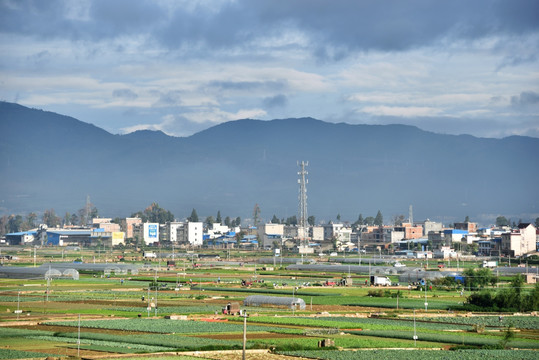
[409,205,413,226]
[85,195,92,226]
[298,161,308,246]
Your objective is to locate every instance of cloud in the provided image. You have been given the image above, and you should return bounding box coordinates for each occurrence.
[359,105,443,118]
[182,107,267,124]
[263,94,288,109]
[208,80,286,92]
[3,0,538,58]
[112,88,138,100]
[511,91,539,107]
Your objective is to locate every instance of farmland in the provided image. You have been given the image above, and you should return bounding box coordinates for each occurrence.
[0,247,538,359]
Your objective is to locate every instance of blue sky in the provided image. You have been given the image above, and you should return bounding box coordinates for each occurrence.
[1,0,538,138]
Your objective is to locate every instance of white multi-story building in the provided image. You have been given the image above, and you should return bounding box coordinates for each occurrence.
[501,223,536,257]
[143,223,159,245]
[168,222,184,243]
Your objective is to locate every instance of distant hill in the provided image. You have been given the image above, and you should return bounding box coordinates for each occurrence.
[1,101,538,225]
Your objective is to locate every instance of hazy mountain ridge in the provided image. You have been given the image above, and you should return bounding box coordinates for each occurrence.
[1,101,538,224]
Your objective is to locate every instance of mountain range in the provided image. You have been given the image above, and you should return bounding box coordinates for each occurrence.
[1,101,538,226]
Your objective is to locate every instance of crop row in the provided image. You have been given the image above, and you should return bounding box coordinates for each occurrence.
[45,318,282,334]
[315,317,472,331]
[41,330,240,350]
[29,335,174,352]
[247,316,437,332]
[280,349,539,360]
[345,329,539,349]
[416,316,539,330]
[0,349,55,359]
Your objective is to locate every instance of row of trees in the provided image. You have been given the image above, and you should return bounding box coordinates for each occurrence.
[466,275,539,312]
[0,205,98,236]
[353,211,384,229]
[188,208,241,228]
[496,215,539,228]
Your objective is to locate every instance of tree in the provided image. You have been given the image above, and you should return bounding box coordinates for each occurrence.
[464,215,470,222]
[374,210,383,226]
[205,216,215,227]
[496,216,509,227]
[70,213,79,226]
[336,213,341,222]
[393,214,405,226]
[43,209,60,227]
[271,215,280,224]
[364,216,375,226]
[535,217,539,228]
[286,216,297,225]
[307,215,315,226]
[234,216,241,227]
[188,208,199,222]
[63,212,71,226]
[0,216,8,237]
[90,206,98,219]
[132,203,174,223]
[26,212,37,229]
[216,210,222,224]
[8,215,24,233]
[464,267,496,291]
[224,216,231,227]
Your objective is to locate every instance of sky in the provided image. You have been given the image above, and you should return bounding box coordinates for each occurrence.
[1,0,538,138]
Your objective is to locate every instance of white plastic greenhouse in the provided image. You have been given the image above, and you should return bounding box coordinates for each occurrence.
[243,295,306,310]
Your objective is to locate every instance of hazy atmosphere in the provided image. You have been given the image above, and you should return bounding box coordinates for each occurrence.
[1,0,538,138]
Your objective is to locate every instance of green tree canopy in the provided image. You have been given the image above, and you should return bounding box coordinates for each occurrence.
[131,203,174,223]
[205,215,215,227]
[271,215,280,224]
[496,216,509,227]
[42,209,61,227]
[307,215,315,226]
[188,208,199,222]
[216,210,222,224]
[364,216,375,226]
[286,215,297,225]
[8,215,24,232]
[374,210,383,226]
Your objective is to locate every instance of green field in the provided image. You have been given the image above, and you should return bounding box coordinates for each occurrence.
[0,248,538,359]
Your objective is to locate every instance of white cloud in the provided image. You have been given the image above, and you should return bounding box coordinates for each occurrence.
[182,107,267,124]
[359,106,443,118]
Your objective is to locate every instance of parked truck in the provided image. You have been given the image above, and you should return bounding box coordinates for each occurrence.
[482,260,498,268]
[370,275,392,286]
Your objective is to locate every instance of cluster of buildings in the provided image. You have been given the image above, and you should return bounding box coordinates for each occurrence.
[4,216,538,258]
[256,220,538,259]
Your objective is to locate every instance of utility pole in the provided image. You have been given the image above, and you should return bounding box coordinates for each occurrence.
[242,311,247,360]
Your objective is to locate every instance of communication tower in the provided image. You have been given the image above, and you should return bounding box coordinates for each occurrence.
[85,195,92,225]
[409,205,413,226]
[298,161,308,246]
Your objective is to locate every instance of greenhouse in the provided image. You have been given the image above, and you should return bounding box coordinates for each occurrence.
[0,266,79,280]
[286,264,410,275]
[38,262,139,275]
[243,295,306,310]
